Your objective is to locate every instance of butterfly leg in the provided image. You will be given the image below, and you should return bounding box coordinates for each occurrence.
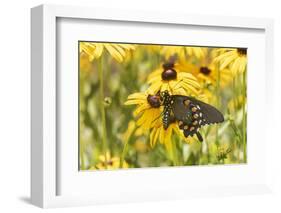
[196,132,203,142]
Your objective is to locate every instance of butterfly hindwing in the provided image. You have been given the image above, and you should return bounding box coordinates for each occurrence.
[171,95,224,125]
[170,95,224,141]
[185,96,224,125]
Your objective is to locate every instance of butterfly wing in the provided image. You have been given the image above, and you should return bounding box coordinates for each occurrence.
[170,95,193,124]
[187,97,224,125]
[171,95,224,141]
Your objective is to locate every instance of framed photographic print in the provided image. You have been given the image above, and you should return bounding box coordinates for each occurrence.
[31,4,274,208]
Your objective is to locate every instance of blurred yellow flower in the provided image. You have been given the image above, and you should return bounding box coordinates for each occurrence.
[91,152,128,170]
[80,42,136,63]
[134,140,148,153]
[180,60,232,88]
[147,62,201,96]
[228,95,245,111]
[214,48,247,76]
[217,144,232,161]
[146,45,162,53]
[161,46,207,60]
[80,52,93,73]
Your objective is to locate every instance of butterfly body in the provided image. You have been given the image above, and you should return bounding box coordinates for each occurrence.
[160,91,224,142]
[162,93,172,129]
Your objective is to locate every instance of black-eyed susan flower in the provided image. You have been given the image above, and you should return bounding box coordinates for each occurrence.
[179,60,232,88]
[124,92,162,130]
[147,62,201,96]
[161,46,207,60]
[79,42,136,63]
[214,48,247,76]
[90,152,128,170]
[125,91,177,148]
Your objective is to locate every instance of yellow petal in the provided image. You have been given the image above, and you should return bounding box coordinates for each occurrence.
[136,110,155,129]
[159,127,165,144]
[214,50,235,63]
[147,81,162,94]
[124,99,145,105]
[219,54,237,70]
[104,44,123,62]
[111,44,126,57]
[93,44,104,59]
[119,44,136,50]
[150,128,159,147]
[99,155,105,162]
[127,92,146,100]
[238,57,247,74]
[230,58,240,76]
[134,103,150,115]
[182,77,201,88]
[147,69,163,82]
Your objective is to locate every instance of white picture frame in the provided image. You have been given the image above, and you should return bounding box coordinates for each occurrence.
[31,4,274,208]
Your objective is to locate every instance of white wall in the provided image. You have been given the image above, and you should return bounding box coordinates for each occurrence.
[0,0,280,212]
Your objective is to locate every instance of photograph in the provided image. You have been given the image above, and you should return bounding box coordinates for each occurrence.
[79,42,247,170]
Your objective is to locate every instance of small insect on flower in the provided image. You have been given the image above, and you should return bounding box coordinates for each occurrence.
[159,90,224,142]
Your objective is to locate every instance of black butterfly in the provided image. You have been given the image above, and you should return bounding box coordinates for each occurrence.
[159,90,224,142]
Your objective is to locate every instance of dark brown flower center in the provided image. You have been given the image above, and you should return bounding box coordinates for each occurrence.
[147,94,161,108]
[161,69,177,80]
[200,66,211,75]
[237,48,247,55]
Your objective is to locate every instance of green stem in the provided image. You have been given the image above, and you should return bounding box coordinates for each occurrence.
[120,139,129,168]
[242,69,247,162]
[229,118,242,141]
[202,132,210,164]
[120,126,137,168]
[232,77,237,112]
[98,56,108,168]
[171,140,179,166]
